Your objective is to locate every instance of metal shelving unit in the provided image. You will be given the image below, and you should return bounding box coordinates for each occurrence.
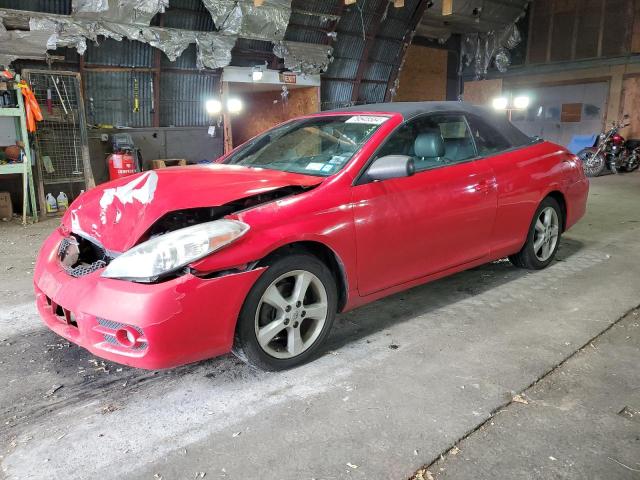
[0,75,38,224]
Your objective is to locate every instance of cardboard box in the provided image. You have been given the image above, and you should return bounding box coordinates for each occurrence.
[0,191,13,218]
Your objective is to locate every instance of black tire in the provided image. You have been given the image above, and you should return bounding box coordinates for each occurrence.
[509,197,563,270]
[578,148,606,177]
[621,157,639,172]
[232,253,337,371]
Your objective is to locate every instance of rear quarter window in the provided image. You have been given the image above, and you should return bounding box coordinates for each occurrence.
[466,115,512,155]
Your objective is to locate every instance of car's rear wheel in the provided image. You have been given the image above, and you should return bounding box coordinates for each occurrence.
[232,253,337,370]
[509,197,562,270]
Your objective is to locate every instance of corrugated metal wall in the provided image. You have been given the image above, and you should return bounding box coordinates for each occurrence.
[159,2,219,126]
[86,39,154,68]
[160,73,219,127]
[78,1,220,128]
[528,0,634,64]
[288,0,421,108]
[84,70,154,127]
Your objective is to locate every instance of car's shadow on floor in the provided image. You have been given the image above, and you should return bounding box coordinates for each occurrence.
[323,237,586,352]
[0,239,587,432]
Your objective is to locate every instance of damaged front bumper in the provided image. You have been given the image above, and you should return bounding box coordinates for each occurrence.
[34,229,264,369]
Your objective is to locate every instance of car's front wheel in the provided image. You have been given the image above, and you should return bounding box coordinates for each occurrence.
[509,197,562,270]
[233,253,337,370]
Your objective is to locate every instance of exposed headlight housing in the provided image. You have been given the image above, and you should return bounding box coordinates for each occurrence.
[102,219,249,282]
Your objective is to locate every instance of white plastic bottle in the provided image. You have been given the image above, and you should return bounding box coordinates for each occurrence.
[46,193,58,213]
[57,192,69,211]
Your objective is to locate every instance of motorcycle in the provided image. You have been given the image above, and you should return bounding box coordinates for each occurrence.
[577,115,640,177]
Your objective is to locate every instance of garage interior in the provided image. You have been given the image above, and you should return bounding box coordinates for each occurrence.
[0,0,639,479]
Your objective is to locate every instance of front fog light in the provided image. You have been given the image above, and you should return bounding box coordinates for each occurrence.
[116,327,139,347]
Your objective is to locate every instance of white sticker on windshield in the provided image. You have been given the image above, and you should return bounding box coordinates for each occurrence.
[329,155,347,164]
[345,115,389,125]
[306,162,324,171]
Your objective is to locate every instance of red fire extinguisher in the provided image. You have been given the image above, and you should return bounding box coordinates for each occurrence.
[107,133,140,181]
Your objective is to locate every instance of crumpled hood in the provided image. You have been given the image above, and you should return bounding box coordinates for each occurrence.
[63,164,322,252]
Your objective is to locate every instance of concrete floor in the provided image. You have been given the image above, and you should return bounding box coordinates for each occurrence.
[0,172,639,480]
[422,308,640,480]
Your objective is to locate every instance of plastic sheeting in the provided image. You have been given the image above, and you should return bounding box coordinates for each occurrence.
[203,0,291,41]
[0,13,51,65]
[0,28,51,65]
[460,23,522,79]
[273,40,333,74]
[27,15,235,68]
[2,0,291,70]
[72,0,169,26]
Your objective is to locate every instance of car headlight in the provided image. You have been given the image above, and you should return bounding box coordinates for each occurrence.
[102,219,249,282]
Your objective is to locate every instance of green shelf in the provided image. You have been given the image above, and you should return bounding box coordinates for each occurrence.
[0,163,26,174]
[0,74,38,223]
[0,107,21,117]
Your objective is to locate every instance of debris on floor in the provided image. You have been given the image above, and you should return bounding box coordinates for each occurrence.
[413,468,434,480]
[43,384,63,398]
[100,404,121,414]
[511,394,529,405]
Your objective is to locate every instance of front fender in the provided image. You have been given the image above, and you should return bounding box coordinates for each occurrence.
[189,184,357,294]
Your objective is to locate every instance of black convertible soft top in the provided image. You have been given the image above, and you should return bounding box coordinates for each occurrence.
[331,101,533,148]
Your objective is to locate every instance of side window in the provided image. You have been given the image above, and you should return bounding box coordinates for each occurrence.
[373,114,477,173]
[466,115,511,155]
[375,122,417,159]
[429,115,476,165]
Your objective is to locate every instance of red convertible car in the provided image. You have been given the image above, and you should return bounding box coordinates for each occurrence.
[34,102,589,370]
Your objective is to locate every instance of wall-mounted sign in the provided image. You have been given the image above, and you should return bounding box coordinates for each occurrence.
[561,103,582,123]
[280,73,297,84]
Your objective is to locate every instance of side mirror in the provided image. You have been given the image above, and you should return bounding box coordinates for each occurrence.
[366,155,415,181]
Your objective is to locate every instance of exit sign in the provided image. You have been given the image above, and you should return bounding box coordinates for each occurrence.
[280,73,297,84]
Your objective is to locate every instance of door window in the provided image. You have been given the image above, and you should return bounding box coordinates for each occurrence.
[374,114,477,172]
[465,115,512,155]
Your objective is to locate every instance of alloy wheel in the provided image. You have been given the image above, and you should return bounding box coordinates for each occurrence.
[533,207,560,262]
[254,270,328,359]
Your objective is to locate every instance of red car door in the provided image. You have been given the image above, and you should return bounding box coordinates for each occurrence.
[351,113,498,296]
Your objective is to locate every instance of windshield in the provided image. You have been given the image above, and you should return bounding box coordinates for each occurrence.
[223,115,389,177]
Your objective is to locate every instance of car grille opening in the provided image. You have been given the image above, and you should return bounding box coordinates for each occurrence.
[47,297,78,328]
[58,235,111,278]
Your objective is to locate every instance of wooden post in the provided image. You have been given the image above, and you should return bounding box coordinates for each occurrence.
[14,76,38,222]
[222,81,233,154]
[152,13,164,128]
